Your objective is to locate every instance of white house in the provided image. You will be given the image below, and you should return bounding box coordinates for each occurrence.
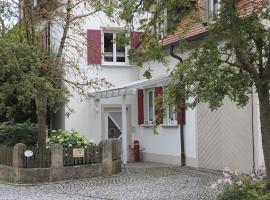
[51,0,265,173]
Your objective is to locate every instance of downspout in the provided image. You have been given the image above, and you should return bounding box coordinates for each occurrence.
[251,87,256,172]
[48,20,53,132]
[170,45,186,167]
[48,20,51,54]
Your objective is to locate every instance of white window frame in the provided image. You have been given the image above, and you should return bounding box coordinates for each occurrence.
[146,89,155,123]
[101,30,129,65]
[166,104,177,125]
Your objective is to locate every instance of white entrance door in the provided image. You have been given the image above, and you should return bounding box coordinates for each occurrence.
[103,106,132,164]
[106,111,122,140]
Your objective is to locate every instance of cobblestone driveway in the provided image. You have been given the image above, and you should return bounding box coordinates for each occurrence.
[0,162,221,200]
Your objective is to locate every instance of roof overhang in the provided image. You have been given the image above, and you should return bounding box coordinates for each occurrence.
[161,31,209,50]
[90,75,170,99]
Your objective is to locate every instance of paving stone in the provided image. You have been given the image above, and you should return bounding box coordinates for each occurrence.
[0,162,221,200]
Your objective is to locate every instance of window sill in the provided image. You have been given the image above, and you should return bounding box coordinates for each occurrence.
[101,63,133,68]
[161,124,178,128]
[141,124,179,128]
[141,124,154,128]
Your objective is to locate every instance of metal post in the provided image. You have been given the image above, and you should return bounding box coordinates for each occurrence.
[122,95,128,166]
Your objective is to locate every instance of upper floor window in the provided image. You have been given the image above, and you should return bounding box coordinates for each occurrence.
[213,0,219,15]
[209,0,220,20]
[156,9,167,40]
[103,31,127,64]
[87,29,142,65]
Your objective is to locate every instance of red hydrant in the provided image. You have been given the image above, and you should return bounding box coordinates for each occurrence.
[133,140,140,162]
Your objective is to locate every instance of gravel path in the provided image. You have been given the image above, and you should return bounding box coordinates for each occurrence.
[0,162,221,200]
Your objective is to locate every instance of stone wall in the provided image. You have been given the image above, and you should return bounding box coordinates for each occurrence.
[0,139,121,184]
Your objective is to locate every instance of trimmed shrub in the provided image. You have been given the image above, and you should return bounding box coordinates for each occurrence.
[47,129,95,148]
[211,167,270,200]
[218,187,257,200]
[217,178,268,200]
[0,122,37,146]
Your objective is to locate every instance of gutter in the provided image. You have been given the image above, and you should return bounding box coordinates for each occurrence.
[169,45,186,167]
[162,31,209,51]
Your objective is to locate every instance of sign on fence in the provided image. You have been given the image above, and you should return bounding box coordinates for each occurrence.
[73,148,85,157]
[24,150,33,157]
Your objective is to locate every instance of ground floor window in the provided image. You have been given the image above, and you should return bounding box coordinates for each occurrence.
[166,105,177,125]
[146,89,155,123]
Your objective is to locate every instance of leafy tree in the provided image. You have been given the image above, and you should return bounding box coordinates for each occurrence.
[0,37,68,147]
[0,0,112,148]
[115,0,270,187]
[175,0,270,187]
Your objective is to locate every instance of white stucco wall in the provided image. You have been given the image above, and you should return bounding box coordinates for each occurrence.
[62,36,198,166]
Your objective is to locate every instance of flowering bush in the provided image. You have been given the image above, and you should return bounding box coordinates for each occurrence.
[211,167,270,200]
[47,129,95,148]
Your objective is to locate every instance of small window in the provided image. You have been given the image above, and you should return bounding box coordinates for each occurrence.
[166,105,177,125]
[155,9,167,40]
[147,90,155,122]
[103,31,127,64]
[209,0,220,20]
[213,0,219,16]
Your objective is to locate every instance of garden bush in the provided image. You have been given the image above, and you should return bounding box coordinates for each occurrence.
[211,167,270,200]
[47,129,95,148]
[0,122,37,146]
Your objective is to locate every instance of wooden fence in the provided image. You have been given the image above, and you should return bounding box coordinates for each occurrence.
[0,141,118,168]
[0,145,13,166]
[25,147,51,168]
[112,140,121,161]
[63,145,102,166]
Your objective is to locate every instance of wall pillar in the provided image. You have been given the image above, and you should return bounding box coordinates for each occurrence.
[51,144,63,168]
[50,144,64,182]
[12,143,27,168]
[101,140,113,176]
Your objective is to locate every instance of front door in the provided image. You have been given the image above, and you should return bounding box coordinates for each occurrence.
[103,106,132,162]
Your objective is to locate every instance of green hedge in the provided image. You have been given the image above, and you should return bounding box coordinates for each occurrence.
[0,122,37,146]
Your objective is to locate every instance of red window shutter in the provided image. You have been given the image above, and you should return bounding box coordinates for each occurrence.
[177,108,186,125]
[138,89,144,125]
[87,30,101,64]
[131,32,143,49]
[154,87,163,124]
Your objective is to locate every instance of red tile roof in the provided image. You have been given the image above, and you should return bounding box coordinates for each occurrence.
[160,0,265,46]
[160,0,207,46]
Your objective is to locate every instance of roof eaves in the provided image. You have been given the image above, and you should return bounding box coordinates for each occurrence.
[161,31,209,50]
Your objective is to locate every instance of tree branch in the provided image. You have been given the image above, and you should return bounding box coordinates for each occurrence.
[0,17,6,36]
[69,10,99,23]
[229,2,259,79]
[57,0,72,58]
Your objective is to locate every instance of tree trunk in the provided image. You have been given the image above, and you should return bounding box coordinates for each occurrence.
[257,83,270,189]
[35,94,47,149]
